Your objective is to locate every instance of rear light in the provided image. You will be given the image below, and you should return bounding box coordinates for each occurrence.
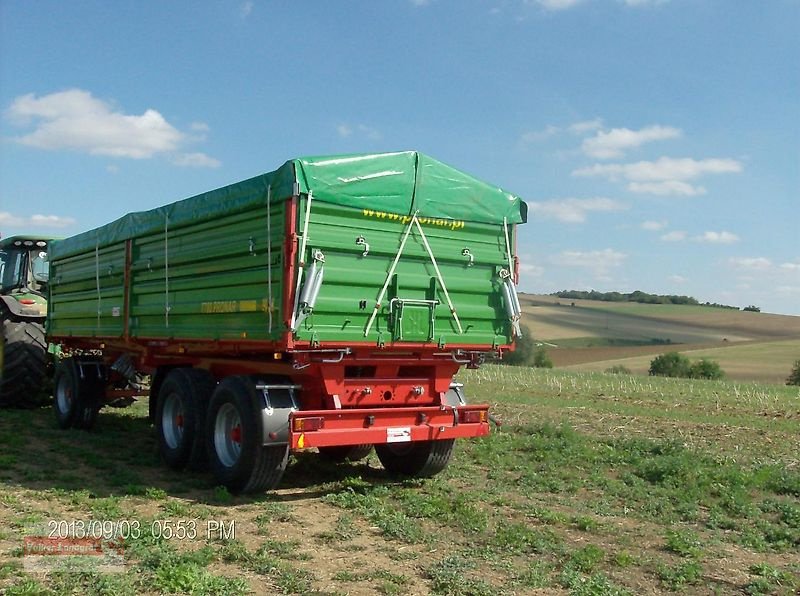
[293,417,324,432]
[459,410,487,424]
[19,299,36,305]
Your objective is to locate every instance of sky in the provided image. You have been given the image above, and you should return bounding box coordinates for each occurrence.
[1,0,798,314]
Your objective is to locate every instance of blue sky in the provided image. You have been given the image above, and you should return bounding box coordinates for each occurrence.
[1,0,798,314]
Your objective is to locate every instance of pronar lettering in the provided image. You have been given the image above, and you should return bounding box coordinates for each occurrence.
[200,299,274,314]
[361,209,465,231]
[201,301,238,314]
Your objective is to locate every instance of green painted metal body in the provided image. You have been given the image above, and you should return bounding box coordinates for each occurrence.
[48,152,525,354]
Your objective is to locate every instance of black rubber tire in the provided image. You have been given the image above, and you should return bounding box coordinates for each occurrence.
[155,368,215,471]
[319,444,373,463]
[53,357,103,430]
[0,319,48,408]
[375,439,455,478]
[206,376,289,494]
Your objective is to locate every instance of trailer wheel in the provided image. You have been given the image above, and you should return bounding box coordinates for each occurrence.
[318,444,373,463]
[375,439,455,478]
[206,376,289,494]
[156,368,215,471]
[53,357,103,430]
[0,319,48,409]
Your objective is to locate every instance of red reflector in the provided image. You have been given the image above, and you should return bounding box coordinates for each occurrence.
[459,410,486,424]
[19,299,36,305]
[293,417,324,432]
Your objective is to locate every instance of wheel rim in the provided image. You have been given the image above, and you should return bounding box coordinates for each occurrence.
[55,375,73,415]
[214,402,242,468]
[161,392,185,450]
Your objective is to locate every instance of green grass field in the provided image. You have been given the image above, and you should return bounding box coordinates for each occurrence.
[1,366,798,595]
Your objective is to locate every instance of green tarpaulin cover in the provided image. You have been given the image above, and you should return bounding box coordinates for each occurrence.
[51,151,526,259]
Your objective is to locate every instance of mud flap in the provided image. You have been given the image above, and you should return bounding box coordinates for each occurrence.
[256,383,299,445]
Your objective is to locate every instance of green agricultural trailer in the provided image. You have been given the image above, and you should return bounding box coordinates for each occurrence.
[48,151,527,492]
[0,235,51,408]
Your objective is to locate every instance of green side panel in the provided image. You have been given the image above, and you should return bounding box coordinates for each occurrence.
[293,200,513,347]
[48,243,126,338]
[128,203,285,341]
[49,202,286,343]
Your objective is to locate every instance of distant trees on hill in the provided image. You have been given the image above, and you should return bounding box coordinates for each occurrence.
[552,290,741,309]
[649,352,725,380]
[787,360,800,386]
[503,324,553,368]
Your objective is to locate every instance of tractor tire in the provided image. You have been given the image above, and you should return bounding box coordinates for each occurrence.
[0,319,48,408]
[206,376,289,494]
[156,368,216,471]
[53,357,104,430]
[318,444,373,463]
[375,439,455,478]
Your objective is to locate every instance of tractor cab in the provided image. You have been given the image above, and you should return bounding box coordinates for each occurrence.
[0,236,52,317]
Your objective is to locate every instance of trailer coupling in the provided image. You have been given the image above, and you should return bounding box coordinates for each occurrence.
[287,404,490,449]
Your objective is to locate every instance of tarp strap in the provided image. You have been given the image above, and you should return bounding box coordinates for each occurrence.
[413,218,463,335]
[165,214,170,328]
[95,243,101,329]
[290,191,314,332]
[364,212,418,337]
[267,184,273,334]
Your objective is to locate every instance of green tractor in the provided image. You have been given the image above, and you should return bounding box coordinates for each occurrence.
[0,235,51,408]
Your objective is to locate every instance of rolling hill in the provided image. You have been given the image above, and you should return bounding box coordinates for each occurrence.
[519,294,800,384]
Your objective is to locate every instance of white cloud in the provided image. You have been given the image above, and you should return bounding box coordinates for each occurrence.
[573,156,742,196]
[520,125,560,143]
[568,118,603,134]
[240,1,254,17]
[581,125,681,159]
[550,248,627,277]
[780,261,800,271]
[628,180,705,196]
[519,262,545,277]
[623,0,668,6]
[641,220,667,231]
[6,89,219,167]
[0,211,75,229]
[574,157,742,182]
[529,197,626,223]
[530,0,582,9]
[173,152,221,168]
[336,122,381,140]
[660,231,687,242]
[669,274,688,284]
[730,257,772,270]
[520,119,602,145]
[696,231,739,244]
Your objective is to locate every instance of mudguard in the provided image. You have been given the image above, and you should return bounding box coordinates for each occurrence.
[256,383,300,445]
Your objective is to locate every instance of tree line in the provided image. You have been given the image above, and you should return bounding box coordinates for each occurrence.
[552,290,742,309]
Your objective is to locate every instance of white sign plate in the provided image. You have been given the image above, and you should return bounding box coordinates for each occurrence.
[386,427,412,443]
